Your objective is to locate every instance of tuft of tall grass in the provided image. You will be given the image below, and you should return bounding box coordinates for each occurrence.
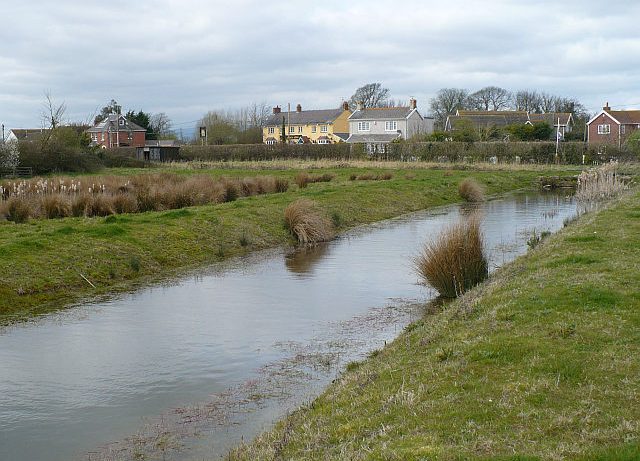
[112,193,138,214]
[284,199,334,244]
[87,195,115,217]
[295,172,311,189]
[41,195,71,219]
[5,197,35,223]
[414,216,488,298]
[274,178,290,193]
[458,178,485,202]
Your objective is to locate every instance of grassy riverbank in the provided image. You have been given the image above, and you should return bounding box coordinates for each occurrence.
[1,163,578,324]
[229,189,640,460]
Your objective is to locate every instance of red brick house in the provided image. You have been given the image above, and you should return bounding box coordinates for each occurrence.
[587,103,640,147]
[87,114,146,148]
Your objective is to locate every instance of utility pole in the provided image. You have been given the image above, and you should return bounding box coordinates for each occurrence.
[1,124,5,144]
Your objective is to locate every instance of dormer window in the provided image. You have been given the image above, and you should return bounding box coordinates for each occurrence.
[119,118,125,126]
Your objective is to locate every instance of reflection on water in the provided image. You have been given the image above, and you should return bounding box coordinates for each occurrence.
[0,191,577,461]
[284,244,331,277]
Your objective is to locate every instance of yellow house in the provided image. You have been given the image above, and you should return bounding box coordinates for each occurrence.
[263,102,351,145]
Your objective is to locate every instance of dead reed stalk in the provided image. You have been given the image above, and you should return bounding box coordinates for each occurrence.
[576,161,626,202]
[284,199,334,244]
[414,216,488,298]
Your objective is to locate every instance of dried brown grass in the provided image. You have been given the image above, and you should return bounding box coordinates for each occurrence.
[41,195,71,219]
[284,199,334,244]
[414,216,488,298]
[458,178,485,202]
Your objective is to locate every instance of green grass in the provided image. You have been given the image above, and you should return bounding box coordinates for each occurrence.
[0,163,575,324]
[229,190,640,460]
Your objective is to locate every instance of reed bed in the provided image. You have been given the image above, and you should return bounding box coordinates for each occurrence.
[576,161,627,202]
[414,216,488,298]
[0,173,289,222]
[284,199,334,244]
[294,172,335,189]
[458,178,485,202]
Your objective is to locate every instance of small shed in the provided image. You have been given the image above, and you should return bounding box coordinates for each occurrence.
[136,140,181,162]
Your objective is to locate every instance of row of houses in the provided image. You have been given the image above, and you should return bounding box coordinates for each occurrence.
[261,99,434,152]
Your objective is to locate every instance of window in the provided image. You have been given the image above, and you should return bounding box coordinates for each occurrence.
[266,139,276,145]
[311,125,317,133]
[268,127,275,134]
[119,118,125,126]
[357,121,370,132]
[385,121,398,131]
[621,125,626,134]
[318,138,329,144]
[597,124,610,134]
[289,126,295,134]
[298,126,303,133]
[101,133,105,141]
[91,133,97,141]
[320,125,328,133]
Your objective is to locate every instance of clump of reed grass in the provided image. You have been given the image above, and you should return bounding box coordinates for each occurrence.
[112,193,138,214]
[4,197,35,223]
[414,216,488,298]
[41,195,71,219]
[284,199,334,244]
[576,161,626,202]
[458,178,485,202]
[354,172,393,181]
[295,172,311,189]
[87,195,115,217]
[274,178,290,193]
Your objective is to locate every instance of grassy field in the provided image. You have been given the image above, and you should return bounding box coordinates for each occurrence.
[229,189,640,460]
[0,162,580,324]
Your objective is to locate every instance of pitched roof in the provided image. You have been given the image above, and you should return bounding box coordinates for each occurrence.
[346,133,401,143]
[349,107,415,121]
[457,110,527,117]
[528,112,573,126]
[607,110,640,124]
[447,112,530,129]
[264,108,346,127]
[8,128,51,141]
[87,114,146,133]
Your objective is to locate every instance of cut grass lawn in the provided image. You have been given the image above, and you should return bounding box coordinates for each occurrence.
[0,164,578,324]
[229,189,640,460]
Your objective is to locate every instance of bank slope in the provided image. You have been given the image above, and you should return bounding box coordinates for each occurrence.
[230,190,640,460]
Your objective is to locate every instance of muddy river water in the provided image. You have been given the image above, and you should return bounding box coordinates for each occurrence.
[0,192,578,460]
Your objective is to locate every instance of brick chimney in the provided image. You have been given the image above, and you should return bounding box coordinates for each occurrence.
[296,104,302,113]
[409,98,417,110]
[273,106,281,114]
[603,102,611,111]
[356,101,363,111]
[342,101,349,111]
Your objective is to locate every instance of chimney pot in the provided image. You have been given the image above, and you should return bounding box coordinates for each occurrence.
[409,98,417,110]
[356,101,363,111]
[342,101,349,111]
[603,102,611,111]
[296,104,302,113]
[273,106,281,114]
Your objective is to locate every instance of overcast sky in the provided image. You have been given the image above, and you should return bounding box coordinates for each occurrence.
[1,0,639,133]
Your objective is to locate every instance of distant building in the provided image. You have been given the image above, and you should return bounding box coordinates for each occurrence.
[346,99,433,153]
[5,128,51,143]
[87,114,146,148]
[262,103,351,145]
[136,140,181,162]
[445,110,574,140]
[587,103,640,147]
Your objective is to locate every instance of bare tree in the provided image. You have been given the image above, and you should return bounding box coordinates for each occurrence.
[349,83,390,109]
[469,86,512,111]
[514,90,542,113]
[539,92,558,113]
[150,113,173,139]
[429,88,470,129]
[42,91,66,130]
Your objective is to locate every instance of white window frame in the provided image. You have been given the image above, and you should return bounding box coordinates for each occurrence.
[318,138,329,144]
[320,125,328,133]
[597,124,611,135]
[385,121,398,131]
[298,126,303,133]
[268,127,274,134]
[621,125,626,134]
[266,139,276,145]
[289,126,295,134]
[357,121,370,132]
[311,125,317,133]
[119,118,125,126]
